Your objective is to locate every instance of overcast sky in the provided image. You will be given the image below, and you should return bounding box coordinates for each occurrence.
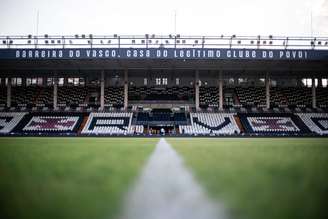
[0,0,327,37]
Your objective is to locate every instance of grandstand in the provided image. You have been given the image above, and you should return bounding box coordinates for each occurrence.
[0,34,328,136]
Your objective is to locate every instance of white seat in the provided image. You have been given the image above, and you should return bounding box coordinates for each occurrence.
[179,113,240,135]
[82,112,133,134]
[0,112,27,133]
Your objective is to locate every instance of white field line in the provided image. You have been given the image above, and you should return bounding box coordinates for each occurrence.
[119,138,228,219]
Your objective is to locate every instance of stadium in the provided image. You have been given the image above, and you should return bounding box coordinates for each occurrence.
[1,33,328,219]
[1,1,328,219]
[0,34,328,136]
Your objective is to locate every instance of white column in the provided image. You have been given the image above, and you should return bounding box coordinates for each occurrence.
[312,78,316,108]
[124,69,128,110]
[100,70,105,110]
[265,72,270,109]
[219,71,223,110]
[195,70,200,111]
[7,77,11,108]
[53,74,58,110]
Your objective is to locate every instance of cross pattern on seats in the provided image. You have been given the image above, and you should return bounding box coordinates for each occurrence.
[248,117,300,132]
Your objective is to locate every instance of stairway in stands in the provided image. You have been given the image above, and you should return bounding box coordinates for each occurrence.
[234,115,245,133]
[78,115,89,133]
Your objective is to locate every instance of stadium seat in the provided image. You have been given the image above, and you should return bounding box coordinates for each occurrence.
[179,113,240,135]
[238,113,311,135]
[82,112,133,135]
[297,113,328,135]
[0,112,27,133]
[23,115,81,132]
[129,86,194,101]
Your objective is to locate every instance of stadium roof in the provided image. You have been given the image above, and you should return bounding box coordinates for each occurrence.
[0,34,328,50]
[0,35,327,75]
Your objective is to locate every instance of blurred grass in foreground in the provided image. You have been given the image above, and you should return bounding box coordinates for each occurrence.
[169,138,328,219]
[0,137,157,219]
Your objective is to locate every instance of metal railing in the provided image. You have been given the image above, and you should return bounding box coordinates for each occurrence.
[0,34,328,50]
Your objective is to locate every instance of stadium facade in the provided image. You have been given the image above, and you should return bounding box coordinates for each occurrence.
[0,34,328,136]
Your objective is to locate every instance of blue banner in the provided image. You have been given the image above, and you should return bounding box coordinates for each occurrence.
[0,48,328,60]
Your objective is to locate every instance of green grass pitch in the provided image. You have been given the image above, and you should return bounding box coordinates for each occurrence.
[169,138,328,219]
[0,138,157,219]
[1,137,328,219]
